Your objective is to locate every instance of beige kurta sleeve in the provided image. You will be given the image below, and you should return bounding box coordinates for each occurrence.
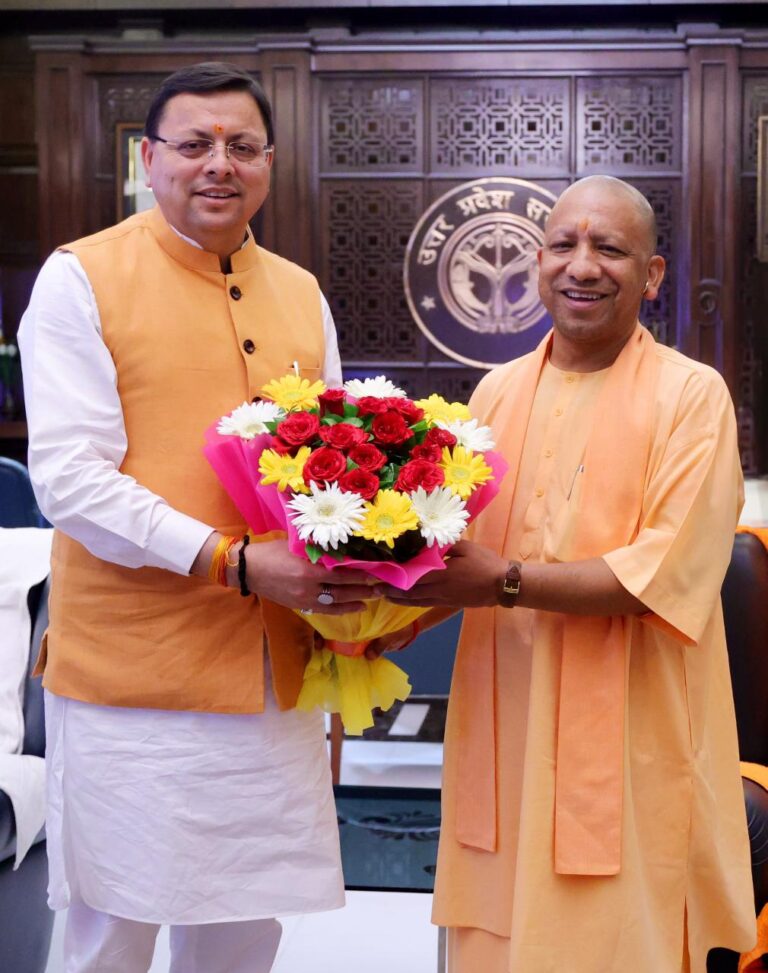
[603,359,742,646]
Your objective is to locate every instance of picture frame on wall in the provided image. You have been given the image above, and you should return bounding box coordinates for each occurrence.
[116,123,154,221]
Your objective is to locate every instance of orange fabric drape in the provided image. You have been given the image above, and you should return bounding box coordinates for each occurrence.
[456,324,659,874]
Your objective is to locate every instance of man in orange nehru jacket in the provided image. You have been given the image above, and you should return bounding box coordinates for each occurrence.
[19,62,374,973]
[370,176,756,972]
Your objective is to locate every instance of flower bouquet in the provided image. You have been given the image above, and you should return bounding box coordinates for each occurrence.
[204,374,507,734]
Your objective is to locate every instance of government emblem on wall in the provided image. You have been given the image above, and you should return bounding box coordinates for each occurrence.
[404,178,557,369]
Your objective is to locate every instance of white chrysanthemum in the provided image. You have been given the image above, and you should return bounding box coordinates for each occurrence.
[287,481,367,550]
[410,486,470,548]
[343,375,407,399]
[217,401,285,439]
[435,418,496,452]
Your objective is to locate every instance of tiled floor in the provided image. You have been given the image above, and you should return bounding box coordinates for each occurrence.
[45,735,444,973]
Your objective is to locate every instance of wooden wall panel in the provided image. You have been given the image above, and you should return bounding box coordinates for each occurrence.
[0,24,762,470]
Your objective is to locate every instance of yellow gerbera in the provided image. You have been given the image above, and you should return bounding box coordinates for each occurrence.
[414,394,472,425]
[258,446,311,492]
[355,490,419,549]
[261,374,326,412]
[440,445,493,499]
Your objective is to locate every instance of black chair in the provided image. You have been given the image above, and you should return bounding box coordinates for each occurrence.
[708,531,768,973]
[0,456,44,528]
[0,576,54,973]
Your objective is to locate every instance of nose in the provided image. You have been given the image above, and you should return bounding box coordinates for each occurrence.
[566,242,600,281]
[204,143,234,177]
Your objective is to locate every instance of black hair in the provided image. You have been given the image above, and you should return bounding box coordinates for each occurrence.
[144,61,274,145]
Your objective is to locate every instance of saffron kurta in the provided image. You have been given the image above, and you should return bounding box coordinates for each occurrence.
[433,346,755,971]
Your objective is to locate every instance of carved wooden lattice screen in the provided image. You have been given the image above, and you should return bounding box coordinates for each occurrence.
[317,70,684,403]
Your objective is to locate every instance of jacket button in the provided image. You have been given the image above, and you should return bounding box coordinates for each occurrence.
[230,285,242,300]
[243,339,256,354]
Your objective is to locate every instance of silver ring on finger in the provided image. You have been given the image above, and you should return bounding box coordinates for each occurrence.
[317,584,335,606]
[299,608,314,615]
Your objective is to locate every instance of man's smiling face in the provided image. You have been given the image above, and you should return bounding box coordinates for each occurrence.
[537,180,665,359]
[141,89,272,258]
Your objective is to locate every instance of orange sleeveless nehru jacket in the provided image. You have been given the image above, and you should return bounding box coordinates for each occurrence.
[39,206,325,713]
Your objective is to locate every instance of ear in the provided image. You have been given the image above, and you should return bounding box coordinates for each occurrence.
[140,137,154,188]
[643,255,666,300]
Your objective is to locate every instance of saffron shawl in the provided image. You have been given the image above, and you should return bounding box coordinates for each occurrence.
[454,324,659,875]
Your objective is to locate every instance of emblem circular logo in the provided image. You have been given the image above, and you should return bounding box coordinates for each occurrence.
[404,178,557,369]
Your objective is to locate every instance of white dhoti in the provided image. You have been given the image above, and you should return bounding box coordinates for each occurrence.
[44,671,344,926]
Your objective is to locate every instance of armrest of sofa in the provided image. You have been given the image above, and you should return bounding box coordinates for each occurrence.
[743,775,768,914]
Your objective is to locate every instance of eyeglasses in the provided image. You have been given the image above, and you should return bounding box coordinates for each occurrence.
[150,135,274,168]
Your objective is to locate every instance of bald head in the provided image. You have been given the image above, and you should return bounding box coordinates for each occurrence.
[550,176,657,255]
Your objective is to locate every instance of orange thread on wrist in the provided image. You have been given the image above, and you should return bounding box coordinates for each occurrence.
[208,535,238,587]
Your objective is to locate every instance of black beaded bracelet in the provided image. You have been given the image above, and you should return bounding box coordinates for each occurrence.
[238,534,251,597]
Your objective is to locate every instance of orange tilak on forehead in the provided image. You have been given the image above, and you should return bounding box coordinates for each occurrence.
[213,123,224,135]
[577,217,590,233]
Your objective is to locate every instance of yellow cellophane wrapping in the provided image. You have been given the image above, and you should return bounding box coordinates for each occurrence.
[294,599,428,735]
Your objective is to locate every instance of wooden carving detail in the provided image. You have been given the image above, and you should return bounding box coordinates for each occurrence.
[320,79,422,172]
[322,180,424,360]
[430,78,568,174]
[742,77,768,172]
[577,76,682,173]
[626,179,679,348]
[97,78,165,173]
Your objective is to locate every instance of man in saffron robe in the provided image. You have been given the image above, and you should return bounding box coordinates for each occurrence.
[372,176,755,972]
[19,63,374,973]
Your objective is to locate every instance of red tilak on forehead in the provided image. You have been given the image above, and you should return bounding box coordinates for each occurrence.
[213,123,224,135]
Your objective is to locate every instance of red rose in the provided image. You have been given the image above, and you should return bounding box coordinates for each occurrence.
[371,411,412,446]
[339,469,379,501]
[348,443,387,472]
[319,422,370,450]
[425,427,457,449]
[410,443,442,463]
[302,447,347,486]
[318,388,346,417]
[387,398,424,424]
[269,437,294,455]
[395,459,445,493]
[355,396,391,416]
[276,412,320,447]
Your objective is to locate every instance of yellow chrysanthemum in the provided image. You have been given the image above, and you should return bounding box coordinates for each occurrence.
[414,394,472,425]
[258,446,311,492]
[355,490,419,549]
[440,445,493,499]
[261,374,326,412]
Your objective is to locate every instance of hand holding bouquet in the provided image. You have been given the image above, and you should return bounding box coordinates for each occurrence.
[205,373,506,734]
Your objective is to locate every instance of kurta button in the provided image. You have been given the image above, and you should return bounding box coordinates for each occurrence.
[554,407,563,417]
[243,339,256,354]
[230,286,242,300]
[544,448,553,458]
[535,487,544,498]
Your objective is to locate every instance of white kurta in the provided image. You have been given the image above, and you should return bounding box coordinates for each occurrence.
[19,247,345,923]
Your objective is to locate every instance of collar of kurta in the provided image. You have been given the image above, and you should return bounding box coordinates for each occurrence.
[455,324,659,875]
[147,205,260,275]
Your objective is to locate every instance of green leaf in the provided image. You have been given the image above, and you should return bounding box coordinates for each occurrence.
[321,415,343,426]
[409,420,428,435]
[344,416,365,427]
[343,403,359,418]
[379,463,396,489]
[305,544,324,564]
[346,458,359,472]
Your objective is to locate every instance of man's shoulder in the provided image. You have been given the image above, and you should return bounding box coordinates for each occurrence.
[652,341,730,400]
[253,243,319,287]
[58,212,151,255]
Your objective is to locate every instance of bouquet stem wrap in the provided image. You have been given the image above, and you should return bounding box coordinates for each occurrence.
[295,601,427,735]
